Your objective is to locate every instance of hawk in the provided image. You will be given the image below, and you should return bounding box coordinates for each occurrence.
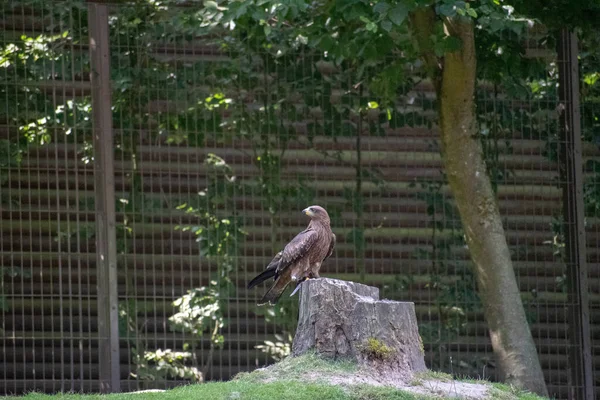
[247,205,336,305]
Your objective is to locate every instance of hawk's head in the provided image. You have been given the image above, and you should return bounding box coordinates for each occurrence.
[303,205,330,224]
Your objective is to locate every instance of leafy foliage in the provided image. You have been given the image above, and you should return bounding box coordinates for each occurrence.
[580,32,600,223]
[255,333,293,362]
[130,284,224,383]
[175,154,246,293]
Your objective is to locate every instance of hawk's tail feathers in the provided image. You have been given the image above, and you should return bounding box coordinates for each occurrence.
[247,268,277,290]
[258,280,289,305]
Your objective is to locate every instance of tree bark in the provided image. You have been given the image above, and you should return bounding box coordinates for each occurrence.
[426,15,548,396]
[292,278,427,382]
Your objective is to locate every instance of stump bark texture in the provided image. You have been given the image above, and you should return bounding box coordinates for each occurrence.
[292,278,426,381]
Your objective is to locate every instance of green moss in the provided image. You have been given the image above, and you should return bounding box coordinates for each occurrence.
[358,338,395,361]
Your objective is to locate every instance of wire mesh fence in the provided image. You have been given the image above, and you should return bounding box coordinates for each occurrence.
[1,0,96,393]
[581,34,600,400]
[0,1,598,398]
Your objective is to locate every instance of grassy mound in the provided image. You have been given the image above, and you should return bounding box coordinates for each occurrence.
[17,354,548,400]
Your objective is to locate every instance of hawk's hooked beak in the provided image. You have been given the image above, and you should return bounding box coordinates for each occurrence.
[303,207,315,217]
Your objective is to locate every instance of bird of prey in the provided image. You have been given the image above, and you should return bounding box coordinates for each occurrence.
[247,205,336,305]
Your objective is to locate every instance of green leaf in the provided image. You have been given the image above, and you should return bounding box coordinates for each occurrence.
[438,3,456,17]
[373,2,391,14]
[434,35,462,56]
[584,72,600,86]
[489,18,504,32]
[204,1,219,10]
[381,19,393,32]
[509,22,524,35]
[231,2,249,18]
[466,8,478,18]
[389,4,409,25]
[444,36,462,52]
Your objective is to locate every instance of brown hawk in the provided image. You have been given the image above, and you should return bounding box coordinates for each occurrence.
[247,205,336,305]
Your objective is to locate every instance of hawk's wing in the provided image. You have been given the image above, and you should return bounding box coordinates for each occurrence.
[324,233,336,261]
[247,228,317,291]
[277,228,318,273]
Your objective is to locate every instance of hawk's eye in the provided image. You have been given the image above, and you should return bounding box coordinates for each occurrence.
[310,207,316,213]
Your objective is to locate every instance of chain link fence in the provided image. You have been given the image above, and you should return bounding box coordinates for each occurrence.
[0,1,598,398]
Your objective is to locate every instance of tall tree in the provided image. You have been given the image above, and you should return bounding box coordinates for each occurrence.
[198,0,550,395]
[412,11,547,395]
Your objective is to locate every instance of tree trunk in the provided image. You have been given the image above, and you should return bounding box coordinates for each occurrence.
[292,278,427,381]
[436,16,548,397]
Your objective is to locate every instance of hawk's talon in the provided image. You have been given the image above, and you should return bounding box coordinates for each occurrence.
[290,277,310,297]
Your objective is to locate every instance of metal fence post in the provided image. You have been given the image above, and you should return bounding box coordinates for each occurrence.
[557,28,594,400]
[88,3,121,393]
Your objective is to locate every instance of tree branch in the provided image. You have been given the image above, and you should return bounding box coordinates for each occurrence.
[409,6,442,93]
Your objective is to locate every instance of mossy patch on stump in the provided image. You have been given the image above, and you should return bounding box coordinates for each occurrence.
[358,337,394,361]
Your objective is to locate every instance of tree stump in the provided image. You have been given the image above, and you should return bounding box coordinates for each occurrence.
[292,278,426,382]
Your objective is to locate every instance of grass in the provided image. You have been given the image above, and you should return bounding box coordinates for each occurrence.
[14,381,433,400]
[13,355,432,400]
[232,351,358,385]
[16,381,369,400]
[10,353,549,400]
[487,383,549,400]
[413,370,453,383]
[249,351,358,377]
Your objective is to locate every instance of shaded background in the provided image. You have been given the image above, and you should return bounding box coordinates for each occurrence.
[0,1,599,398]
